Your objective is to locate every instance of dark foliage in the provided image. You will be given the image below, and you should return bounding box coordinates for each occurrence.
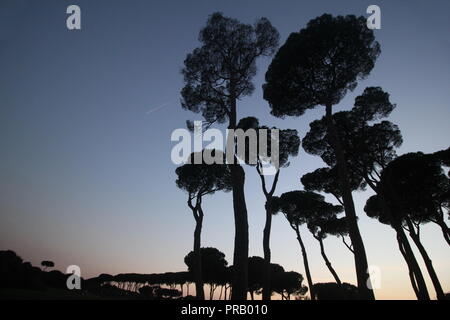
[182,12,279,127]
[264,14,380,116]
[313,282,359,300]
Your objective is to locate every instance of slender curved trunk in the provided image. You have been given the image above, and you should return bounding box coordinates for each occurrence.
[317,236,342,285]
[325,104,374,300]
[394,223,430,300]
[260,169,279,301]
[405,219,445,300]
[397,231,420,299]
[193,212,205,300]
[374,191,429,300]
[294,226,315,300]
[262,202,272,300]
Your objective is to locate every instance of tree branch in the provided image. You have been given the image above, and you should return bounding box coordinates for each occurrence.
[342,236,354,254]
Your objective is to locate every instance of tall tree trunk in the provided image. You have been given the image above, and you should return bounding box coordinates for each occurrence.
[219,285,224,300]
[397,232,420,299]
[262,199,272,300]
[230,164,249,300]
[317,236,342,285]
[229,85,249,300]
[394,223,430,300]
[405,219,445,300]
[325,104,374,300]
[193,212,205,300]
[294,226,315,300]
[210,284,216,300]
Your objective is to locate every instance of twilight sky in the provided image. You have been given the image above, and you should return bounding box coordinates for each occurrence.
[0,0,449,299]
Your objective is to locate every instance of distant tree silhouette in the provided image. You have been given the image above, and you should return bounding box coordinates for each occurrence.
[220,266,233,300]
[0,250,44,290]
[1,249,311,301]
[139,285,156,299]
[85,271,193,298]
[176,150,231,299]
[271,269,307,300]
[185,247,228,300]
[313,282,359,300]
[247,256,265,300]
[41,260,54,271]
[181,12,279,299]
[214,266,231,300]
[42,270,69,289]
[155,287,183,299]
[97,273,114,284]
[264,14,380,299]
[0,251,89,293]
[237,116,300,300]
[273,190,338,299]
[91,283,138,298]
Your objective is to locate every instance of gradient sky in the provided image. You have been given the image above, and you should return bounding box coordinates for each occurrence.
[0,0,449,300]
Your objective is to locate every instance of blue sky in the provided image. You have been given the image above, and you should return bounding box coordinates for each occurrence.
[0,0,449,299]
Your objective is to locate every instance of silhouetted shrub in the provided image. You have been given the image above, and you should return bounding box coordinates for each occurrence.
[0,250,44,290]
[313,282,359,300]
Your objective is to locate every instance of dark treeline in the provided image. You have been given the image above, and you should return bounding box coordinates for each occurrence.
[1,249,315,300]
[0,249,186,299]
[176,11,450,301]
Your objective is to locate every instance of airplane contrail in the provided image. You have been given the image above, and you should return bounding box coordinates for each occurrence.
[146,100,175,114]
